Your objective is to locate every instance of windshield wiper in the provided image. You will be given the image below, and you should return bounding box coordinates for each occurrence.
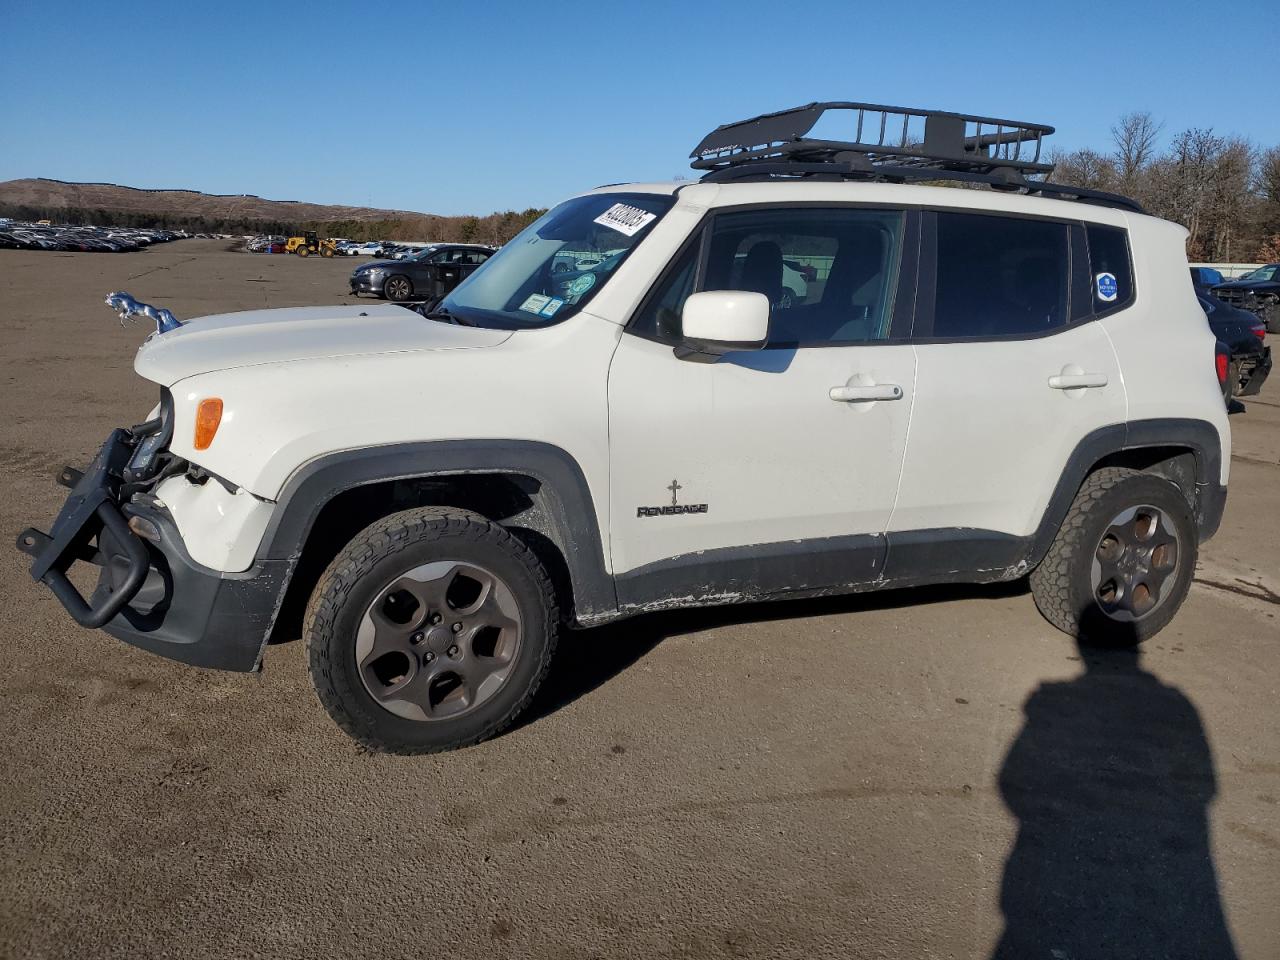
[421,305,472,326]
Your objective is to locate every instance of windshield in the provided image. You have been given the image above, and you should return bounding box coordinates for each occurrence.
[1240,265,1277,282]
[439,192,674,328]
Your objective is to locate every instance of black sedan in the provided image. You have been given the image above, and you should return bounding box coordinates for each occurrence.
[1211,264,1280,334]
[350,244,495,302]
[1201,295,1271,401]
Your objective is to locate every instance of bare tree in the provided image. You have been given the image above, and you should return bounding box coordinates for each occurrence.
[1049,148,1118,191]
[1111,112,1164,190]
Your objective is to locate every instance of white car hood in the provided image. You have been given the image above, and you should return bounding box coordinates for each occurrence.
[134,302,511,385]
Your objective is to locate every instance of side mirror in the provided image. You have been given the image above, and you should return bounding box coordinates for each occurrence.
[675,291,770,362]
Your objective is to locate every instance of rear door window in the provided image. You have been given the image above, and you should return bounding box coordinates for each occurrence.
[931,213,1070,338]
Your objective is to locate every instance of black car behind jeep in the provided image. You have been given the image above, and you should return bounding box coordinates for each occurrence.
[1201,294,1271,400]
[350,243,495,302]
[1212,263,1280,333]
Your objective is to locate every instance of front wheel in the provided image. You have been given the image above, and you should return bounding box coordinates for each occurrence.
[1029,467,1197,646]
[305,507,559,754]
[384,275,412,301]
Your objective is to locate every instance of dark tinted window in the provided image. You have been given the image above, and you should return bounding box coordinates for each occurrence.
[1087,225,1133,310]
[933,213,1070,338]
[632,208,904,346]
[630,235,700,341]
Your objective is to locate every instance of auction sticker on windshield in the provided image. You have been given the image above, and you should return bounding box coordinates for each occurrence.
[519,293,553,315]
[593,203,657,237]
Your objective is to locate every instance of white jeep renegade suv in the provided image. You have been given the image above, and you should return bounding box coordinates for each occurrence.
[18,103,1230,753]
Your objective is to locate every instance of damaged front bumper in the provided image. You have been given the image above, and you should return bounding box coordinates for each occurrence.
[1236,345,1272,398]
[16,428,289,672]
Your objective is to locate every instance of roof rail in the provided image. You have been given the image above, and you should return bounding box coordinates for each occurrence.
[690,102,1143,214]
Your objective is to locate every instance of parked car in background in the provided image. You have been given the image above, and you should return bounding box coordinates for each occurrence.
[1190,266,1224,295]
[1200,294,1271,401]
[350,243,496,301]
[342,241,386,257]
[782,258,817,302]
[1212,264,1280,333]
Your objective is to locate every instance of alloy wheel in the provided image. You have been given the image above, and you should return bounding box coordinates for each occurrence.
[1089,504,1181,621]
[356,561,523,721]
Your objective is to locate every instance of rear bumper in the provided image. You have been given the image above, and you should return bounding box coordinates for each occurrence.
[17,430,288,672]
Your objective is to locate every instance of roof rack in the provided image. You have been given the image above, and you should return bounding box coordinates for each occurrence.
[689,102,1143,213]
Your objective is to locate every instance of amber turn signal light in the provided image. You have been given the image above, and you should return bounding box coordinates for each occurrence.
[194,398,223,450]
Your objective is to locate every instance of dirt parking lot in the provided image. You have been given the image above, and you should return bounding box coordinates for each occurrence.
[1,240,1278,959]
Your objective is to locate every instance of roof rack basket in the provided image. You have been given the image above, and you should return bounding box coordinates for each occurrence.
[690,102,1142,213]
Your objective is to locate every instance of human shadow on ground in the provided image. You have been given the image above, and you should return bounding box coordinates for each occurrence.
[991,615,1237,960]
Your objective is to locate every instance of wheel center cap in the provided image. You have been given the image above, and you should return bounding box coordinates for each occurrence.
[1119,551,1145,578]
[426,625,453,649]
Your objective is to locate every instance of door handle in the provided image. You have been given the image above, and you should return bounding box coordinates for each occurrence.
[1048,372,1109,390]
[829,383,904,403]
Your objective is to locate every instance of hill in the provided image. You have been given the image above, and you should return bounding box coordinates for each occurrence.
[0,178,545,245]
[0,178,427,223]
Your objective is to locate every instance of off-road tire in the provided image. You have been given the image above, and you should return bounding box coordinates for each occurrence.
[296,245,310,257]
[384,275,412,301]
[305,506,558,754]
[1029,467,1197,646]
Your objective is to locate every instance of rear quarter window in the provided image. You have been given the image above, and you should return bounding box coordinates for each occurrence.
[1086,224,1134,315]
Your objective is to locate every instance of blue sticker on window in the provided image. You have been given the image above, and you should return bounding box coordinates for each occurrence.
[1096,272,1118,303]
[569,273,596,297]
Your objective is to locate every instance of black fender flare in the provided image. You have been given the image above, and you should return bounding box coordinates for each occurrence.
[1028,417,1226,567]
[255,440,617,622]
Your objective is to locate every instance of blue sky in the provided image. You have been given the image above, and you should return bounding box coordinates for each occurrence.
[2,0,1276,217]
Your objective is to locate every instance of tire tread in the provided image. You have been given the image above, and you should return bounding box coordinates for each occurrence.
[304,506,558,754]
[1030,467,1140,636]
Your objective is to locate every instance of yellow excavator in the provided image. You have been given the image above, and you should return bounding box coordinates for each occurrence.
[285,231,337,258]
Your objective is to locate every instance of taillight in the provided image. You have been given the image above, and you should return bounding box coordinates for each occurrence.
[1215,350,1229,385]
[1252,324,1266,340]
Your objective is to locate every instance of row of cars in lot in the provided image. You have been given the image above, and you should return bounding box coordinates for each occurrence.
[0,219,187,253]
[245,235,428,259]
[1191,265,1276,401]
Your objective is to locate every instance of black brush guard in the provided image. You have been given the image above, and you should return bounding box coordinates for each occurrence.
[16,429,151,628]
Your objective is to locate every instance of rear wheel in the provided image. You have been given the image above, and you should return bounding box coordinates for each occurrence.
[384,275,412,301]
[305,507,558,754]
[297,245,310,257]
[1029,468,1197,646]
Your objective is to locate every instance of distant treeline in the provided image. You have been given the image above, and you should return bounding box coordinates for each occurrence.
[1051,113,1280,262]
[0,203,549,246]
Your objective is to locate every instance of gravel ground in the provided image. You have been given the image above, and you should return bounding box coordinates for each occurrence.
[1,240,1277,959]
